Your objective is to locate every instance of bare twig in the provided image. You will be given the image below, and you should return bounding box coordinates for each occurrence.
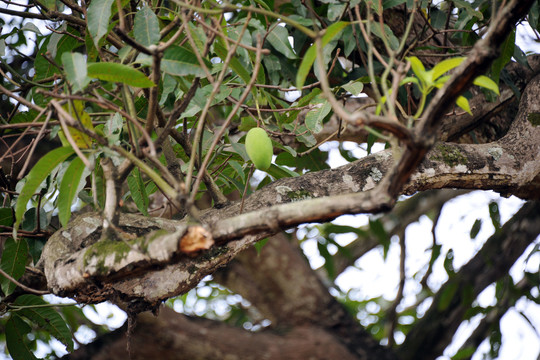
[0,267,49,295]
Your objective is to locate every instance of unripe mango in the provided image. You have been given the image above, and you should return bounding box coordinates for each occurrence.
[245,127,273,171]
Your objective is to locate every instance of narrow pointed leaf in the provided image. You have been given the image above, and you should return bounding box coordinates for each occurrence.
[431,56,466,81]
[161,45,210,77]
[342,80,364,95]
[491,30,515,84]
[87,0,114,46]
[61,52,90,92]
[407,56,429,84]
[267,25,297,59]
[58,156,86,227]
[87,62,155,88]
[6,315,37,360]
[14,147,75,233]
[127,167,149,216]
[0,237,28,296]
[214,40,250,83]
[0,207,13,226]
[305,100,331,133]
[296,21,349,89]
[134,6,160,47]
[15,294,74,352]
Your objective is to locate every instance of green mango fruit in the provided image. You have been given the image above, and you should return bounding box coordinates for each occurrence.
[245,127,273,171]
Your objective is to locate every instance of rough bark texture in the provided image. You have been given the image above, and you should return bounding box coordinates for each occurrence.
[41,72,540,307]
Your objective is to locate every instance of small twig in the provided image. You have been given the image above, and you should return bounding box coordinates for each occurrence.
[50,100,93,169]
[17,111,53,179]
[184,13,251,194]
[0,267,49,295]
[189,34,264,203]
[0,106,48,165]
[386,229,406,348]
[239,165,255,214]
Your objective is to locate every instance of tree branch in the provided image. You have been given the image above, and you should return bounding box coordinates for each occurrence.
[41,70,540,307]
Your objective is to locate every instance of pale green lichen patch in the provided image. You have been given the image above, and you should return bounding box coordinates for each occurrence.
[370,167,383,182]
[286,189,312,201]
[275,185,312,202]
[83,239,131,274]
[82,229,170,274]
[431,144,467,167]
[488,147,503,161]
[527,112,540,126]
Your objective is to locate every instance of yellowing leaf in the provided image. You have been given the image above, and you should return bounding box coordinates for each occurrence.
[58,100,94,149]
[456,96,472,115]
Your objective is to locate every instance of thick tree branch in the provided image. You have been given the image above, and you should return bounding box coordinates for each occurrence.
[63,307,368,360]
[41,71,540,307]
[214,233,397,359]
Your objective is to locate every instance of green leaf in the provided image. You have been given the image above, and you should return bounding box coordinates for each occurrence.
[370,22,399,50]
[267,25,297,59]
[491,30,515,84]
[317,241,335,279]
[87,62,155,88]
[0,237,28,296]
[254,237,269,255]
[214,39,251,84]
[14,147,75,234]
[328,3,347,21]
[452,347,477,360]
[58,156,86,227]
[22,208,48,232]
[456,96,471,115]
[453,0,483,21]
[473,75,500,95]
[6,315,37,360]
[87,0,114,47]
[437,281,459,311]
[161,45,210,77]
[400,76,419,86]
[369,219,389,258]
[15,294,74,352]
[431,57,466,81]
[382,0,406,9]
[513,44,529,68]
[0,207,13,226]
[296,21,349,89]
[469,218,482,239]
[127,167,149,216]
[61,52,90,93]
[407,56,429,85]
[104,112,123,145]
[305,100,331,134]
[228,160,246,183]
[342,80,364,95]
[134,6,160,47]
[489,201,501,230]
[34,27,80,82]
[266,163,300,179]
